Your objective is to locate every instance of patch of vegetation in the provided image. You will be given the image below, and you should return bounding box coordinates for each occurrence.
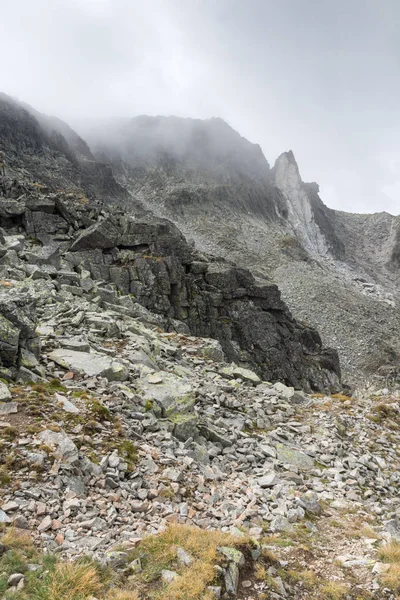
[87,399,112,421]
[0,467,11,486]
[116,439,137,470]
[319,581,349,599]
[127,524,248,599]
[379,541,400,593]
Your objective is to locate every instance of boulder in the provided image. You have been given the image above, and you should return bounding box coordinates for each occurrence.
[139,371,197,440]
[276,443,315,471]
[38,429,79,464]
[0,287,39,373]
[0,382,12,401]
[48,349,129,381]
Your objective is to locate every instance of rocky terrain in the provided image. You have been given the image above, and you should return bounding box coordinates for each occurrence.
[1,94,400,599]
[80,114,400,386]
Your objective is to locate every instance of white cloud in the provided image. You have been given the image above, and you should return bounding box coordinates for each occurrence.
[0,0,399,214]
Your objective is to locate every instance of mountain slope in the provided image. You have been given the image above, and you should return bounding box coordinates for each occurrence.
[0,93,132,206]
[81,115,400,384]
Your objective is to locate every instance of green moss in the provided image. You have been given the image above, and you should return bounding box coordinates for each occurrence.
[144,399,153,412]
[87,399,112,421]
[116,439,137,470]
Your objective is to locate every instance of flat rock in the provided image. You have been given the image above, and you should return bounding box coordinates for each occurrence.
[258,472,280,488]
[48,349,128,381]
[55,393,80,414]
[0,402,17,415]
[276,443,315,471]
[220,365,261,384]
[139,371,194,418]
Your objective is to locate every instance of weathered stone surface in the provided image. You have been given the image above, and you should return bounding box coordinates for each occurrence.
[38,429,79,464]
[139,371,195,418]
[276,443,315,471]
[0,287,39,372]
[0,402,17,415]
[48,349,128,381]
[0,381,11,401]
[55,392,80,413]
[220,365,261,384]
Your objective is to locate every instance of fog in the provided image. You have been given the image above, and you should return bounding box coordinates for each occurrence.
[1,0,399,214]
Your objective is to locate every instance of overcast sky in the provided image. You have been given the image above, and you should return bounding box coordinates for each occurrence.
[0,0,399,214]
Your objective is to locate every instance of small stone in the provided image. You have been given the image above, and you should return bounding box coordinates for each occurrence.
[2,501,19,512]
[207,586,222,598]
[12,515,29,529]
[163,468,183,482]
[38,515,52,532]
[177,546,193,566]
[147,373,163,384]
[161,569,179,583]
[270,516,290,532]
[258,472,280,488]
[129,558,142,573]
[0,509,11,524]
[8,573,24,587]
[55,393,80,414]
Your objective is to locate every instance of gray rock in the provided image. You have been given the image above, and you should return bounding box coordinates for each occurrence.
[55,392,80,414]
[0,509,11,524]
[258,472,280,488]
[38,429,79,464]
[7,573,24,587]
[161,569,179,583]
[48,349,128,381]
[0,381,11,401]
[218,547,245,596]
[276,443,315,471]
[177,546,193,566]
[0,402,17,415]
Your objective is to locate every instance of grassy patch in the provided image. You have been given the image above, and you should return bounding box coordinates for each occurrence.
[319,581,349,599]
[128,524,248,599]
[379,541,400,592]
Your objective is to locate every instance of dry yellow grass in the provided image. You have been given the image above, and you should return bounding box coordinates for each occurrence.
[360,524,380,539]
[1,527,34,550]
[331,393,352,402]
[106,592,141,600]
[379,541,400,563]
[41,562,103,600]
[132,524,246,600]
[379,541,400,592]
[319,580,349,599]
[254,563,267,580]
[261,547,279,563]
[288,569,318,589]
[381,563,400,592]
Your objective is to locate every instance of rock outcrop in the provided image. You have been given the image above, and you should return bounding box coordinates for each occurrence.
[0,183,340,391]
